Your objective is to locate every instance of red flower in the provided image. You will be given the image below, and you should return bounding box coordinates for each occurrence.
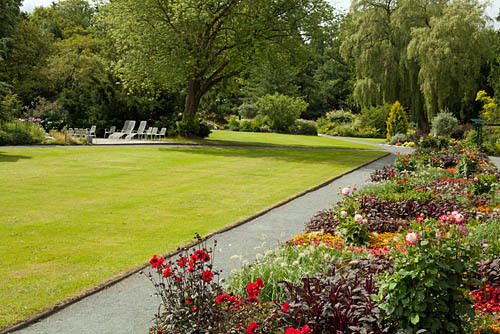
[202,270,213,282]
[390,172,396,178]
[246,282,261,296]
[284,326,311,334]
[191,305,196,312]
[177,275,182,282]
[403,158,409,163]
[177,257,188,268]
[163,265,173,277]
[282,302,290,312]
[149,255,164,269]
[255,277,264,288]
[193,250,211,262]
[246,321,259,334]
[186,299,191,305]
[247,296,259,304]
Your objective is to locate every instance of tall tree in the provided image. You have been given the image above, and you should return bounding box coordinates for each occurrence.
[0,0,22,61]
[98,0,332,122]
[341,0,492,130]
[407,0,492,120]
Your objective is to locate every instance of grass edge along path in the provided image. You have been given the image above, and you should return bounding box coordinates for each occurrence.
[169,130,383,149]
[0,146,385,330]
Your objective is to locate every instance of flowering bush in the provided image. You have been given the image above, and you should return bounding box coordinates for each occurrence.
[147,235,228,333]
[376,221,480,332]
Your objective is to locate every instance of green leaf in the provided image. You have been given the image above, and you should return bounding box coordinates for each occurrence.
[410,313,420,325]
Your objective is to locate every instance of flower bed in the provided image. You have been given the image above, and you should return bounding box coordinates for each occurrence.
[146,140,500,333]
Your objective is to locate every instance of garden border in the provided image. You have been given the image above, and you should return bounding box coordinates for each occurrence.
[0,151,389,334]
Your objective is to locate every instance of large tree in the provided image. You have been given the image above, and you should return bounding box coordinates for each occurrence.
[341,0,492,130]
[98,0,332,121]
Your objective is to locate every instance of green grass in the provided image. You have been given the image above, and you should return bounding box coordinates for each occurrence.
[0,146,384,328]
[169,130,382,149]
[342,137,386,144]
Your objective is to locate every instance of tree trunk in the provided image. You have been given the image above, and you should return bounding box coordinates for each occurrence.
[184,78,203,121]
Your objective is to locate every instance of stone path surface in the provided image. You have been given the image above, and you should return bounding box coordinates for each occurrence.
[3,140,416,334]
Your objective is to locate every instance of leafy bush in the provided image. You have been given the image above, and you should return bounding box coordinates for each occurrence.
[324,110,354,124]
[386,101,408,140]
[176,117,211,138]
[0,120,46,145]
[389,133,408,145]
[359,103,391,137]
[240,119,260,132]
[432,110,459,137]
[457,150,479,177]
[0,91,22,122]
[377,223,479,332]
[394,154,418,172]
[256,93,308,133]
[237,103,258,119]
[293,120,317,136]
[318,123,379,138]
[228,115,240,131]
[337,218,370,246]
[418,135,452,150]
[24,97,68,131]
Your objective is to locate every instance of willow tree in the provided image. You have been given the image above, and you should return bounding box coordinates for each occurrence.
[407,0,492,120]
[98,0,332,122]
[341,0,492,130]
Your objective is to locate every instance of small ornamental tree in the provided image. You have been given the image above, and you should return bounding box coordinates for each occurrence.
[386,101,408,140]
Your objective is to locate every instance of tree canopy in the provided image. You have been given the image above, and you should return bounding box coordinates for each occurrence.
[98,0,333,120]
[341,0,493,130]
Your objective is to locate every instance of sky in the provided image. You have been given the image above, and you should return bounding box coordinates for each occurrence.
[20,0,500,27]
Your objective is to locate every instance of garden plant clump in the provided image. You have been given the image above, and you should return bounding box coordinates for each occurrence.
[147,139,500,333]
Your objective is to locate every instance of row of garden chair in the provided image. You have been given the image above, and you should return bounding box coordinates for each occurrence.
[105,121,166,140]
[68,126,96,138]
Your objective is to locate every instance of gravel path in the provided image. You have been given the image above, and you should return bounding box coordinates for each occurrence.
[7,140,407,334]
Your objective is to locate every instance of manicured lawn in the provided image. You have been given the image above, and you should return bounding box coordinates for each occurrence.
[170,130,383,150]
[0,146,385,329]
[342,137,386,144]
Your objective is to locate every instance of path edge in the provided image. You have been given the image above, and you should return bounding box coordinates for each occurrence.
[1,152,389,334]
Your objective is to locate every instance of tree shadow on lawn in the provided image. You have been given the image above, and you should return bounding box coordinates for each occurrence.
[158,146,382,166]
[0,151,32,163]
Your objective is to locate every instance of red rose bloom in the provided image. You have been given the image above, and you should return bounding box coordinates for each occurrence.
[186,299,191,305]
[246,321,259,334]
[202,270,213,282]
[246,282,261,296]
[149,255,164,269]
[191,305,196,312]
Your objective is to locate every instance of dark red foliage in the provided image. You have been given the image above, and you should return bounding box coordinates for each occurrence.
[478,258,500,286]
[305,209,339,234]
[278,257,393,333]
[358,196,470,232]
[370,165,397,182]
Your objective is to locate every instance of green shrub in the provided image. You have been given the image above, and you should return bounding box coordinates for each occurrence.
[432,110,459,137]
[359,103,391,137]
[325,110,354,124]
[418,135,451,150]
[389,133,408,145]
[386,101,408,140]
[240,119,259,132]
[228,115,240,131]
[337,219,369,246]
[237,103,258,119]
[0,92,22,122]
[377,224,478,332]
[0,120,46,145]
[176,117,211,138]
[294,120,317,136]
[256,93,308,133]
